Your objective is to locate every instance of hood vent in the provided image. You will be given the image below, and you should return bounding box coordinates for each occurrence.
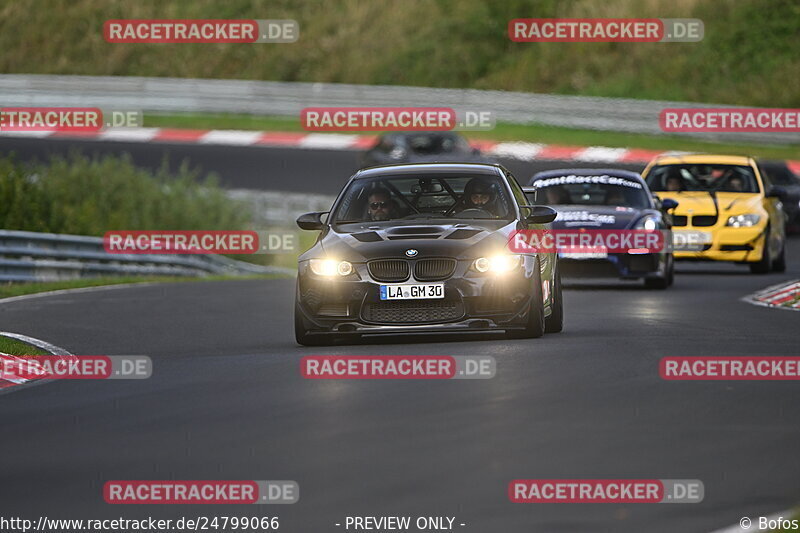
[385,226,443,240]
[445,229,482,240]
[352,231,383,242]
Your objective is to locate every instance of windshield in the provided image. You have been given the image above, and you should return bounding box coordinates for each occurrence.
[531,174,651,208]
[646,164,760,193]
[332,174,513,222]
[405,134,466,154]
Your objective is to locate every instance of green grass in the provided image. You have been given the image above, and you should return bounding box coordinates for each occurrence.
[0,273,290,300]
[144,112,800,161]
[0,336,49,356]
[2,0,799,106]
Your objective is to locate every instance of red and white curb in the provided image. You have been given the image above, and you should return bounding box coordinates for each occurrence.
[0,331,72,393]
[741,279,800,311]
[3,128,798,169]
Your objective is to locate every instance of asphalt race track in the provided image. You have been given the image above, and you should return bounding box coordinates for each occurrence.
[0,136,643,194]
[1,137,799,532]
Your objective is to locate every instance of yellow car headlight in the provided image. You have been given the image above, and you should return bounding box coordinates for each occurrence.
[726,214,761,227]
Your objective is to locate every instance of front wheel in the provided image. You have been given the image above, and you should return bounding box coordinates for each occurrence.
[295,302,333,346]
[645,254,673,290]
[507,260,545,339]
[772,239,786,272]
[545,260,563,333]
[750,230,772,274]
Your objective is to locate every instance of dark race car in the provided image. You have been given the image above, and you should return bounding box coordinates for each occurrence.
[361,132,493,168]
[294,163,562,345]
[757,160,800,232]
[525,168,677,289]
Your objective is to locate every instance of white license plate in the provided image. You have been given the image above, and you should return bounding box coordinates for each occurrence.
[673,231,713,245]
[380,284,444,300]
[559,251,608,260]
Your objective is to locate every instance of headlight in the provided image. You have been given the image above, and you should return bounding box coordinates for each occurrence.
[726,214,761,227]
[389,147,406,160]
[635,215,659,231]
[309,259,353,277]
[473,254,522,274]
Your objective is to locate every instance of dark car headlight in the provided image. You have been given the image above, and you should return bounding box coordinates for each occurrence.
[472,254,522,274]
[308,259,356,278]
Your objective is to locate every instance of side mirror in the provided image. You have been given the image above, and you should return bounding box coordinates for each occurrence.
[660,198,679,211]
[521,205,558,224]
[766,185,787,199]
[296,211,328,230]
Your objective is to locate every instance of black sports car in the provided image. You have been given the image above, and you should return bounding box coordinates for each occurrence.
[361,132,493,168]
[526,168,677,289]
[757,160,800,231]
[294,163,562,345]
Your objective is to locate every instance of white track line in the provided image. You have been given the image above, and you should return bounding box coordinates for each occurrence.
[0,332,72,356]
[0,281,164,306]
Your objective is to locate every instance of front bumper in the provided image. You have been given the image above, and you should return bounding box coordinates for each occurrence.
[672,226,766,263]
[296,259,538,334]
[558,252,664,280]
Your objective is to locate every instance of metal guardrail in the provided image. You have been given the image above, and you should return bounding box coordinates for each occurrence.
[0,230,294,282]
[0,74,797,145]
[228,189,336,226]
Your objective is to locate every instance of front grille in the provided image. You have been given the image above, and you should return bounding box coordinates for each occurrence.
[692,215,717,226]
[362,300,464,324]
[414,258,456,281]
[368,259,409,282]
[672,215,688,227]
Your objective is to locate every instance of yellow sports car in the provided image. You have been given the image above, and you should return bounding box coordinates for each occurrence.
[641,155,786,273]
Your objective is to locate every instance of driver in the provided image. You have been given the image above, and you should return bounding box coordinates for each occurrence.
[366,188,398,221]
[458,177,498,215]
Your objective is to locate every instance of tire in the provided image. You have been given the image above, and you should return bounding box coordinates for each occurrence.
[507,260,545,339]
[749,230,772,274]
[294,302,333,346]
[772,239,787,272]
[644,255,671,290]
[544,260,563,333]
[666,254,675,287]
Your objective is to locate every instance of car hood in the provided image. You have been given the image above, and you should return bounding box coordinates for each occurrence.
[654,191,763,217]
[301,220,519,262]
[550,205,649,230]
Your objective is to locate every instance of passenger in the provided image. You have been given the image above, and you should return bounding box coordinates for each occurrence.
[459,178,498,215]
[727,175,745,192]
